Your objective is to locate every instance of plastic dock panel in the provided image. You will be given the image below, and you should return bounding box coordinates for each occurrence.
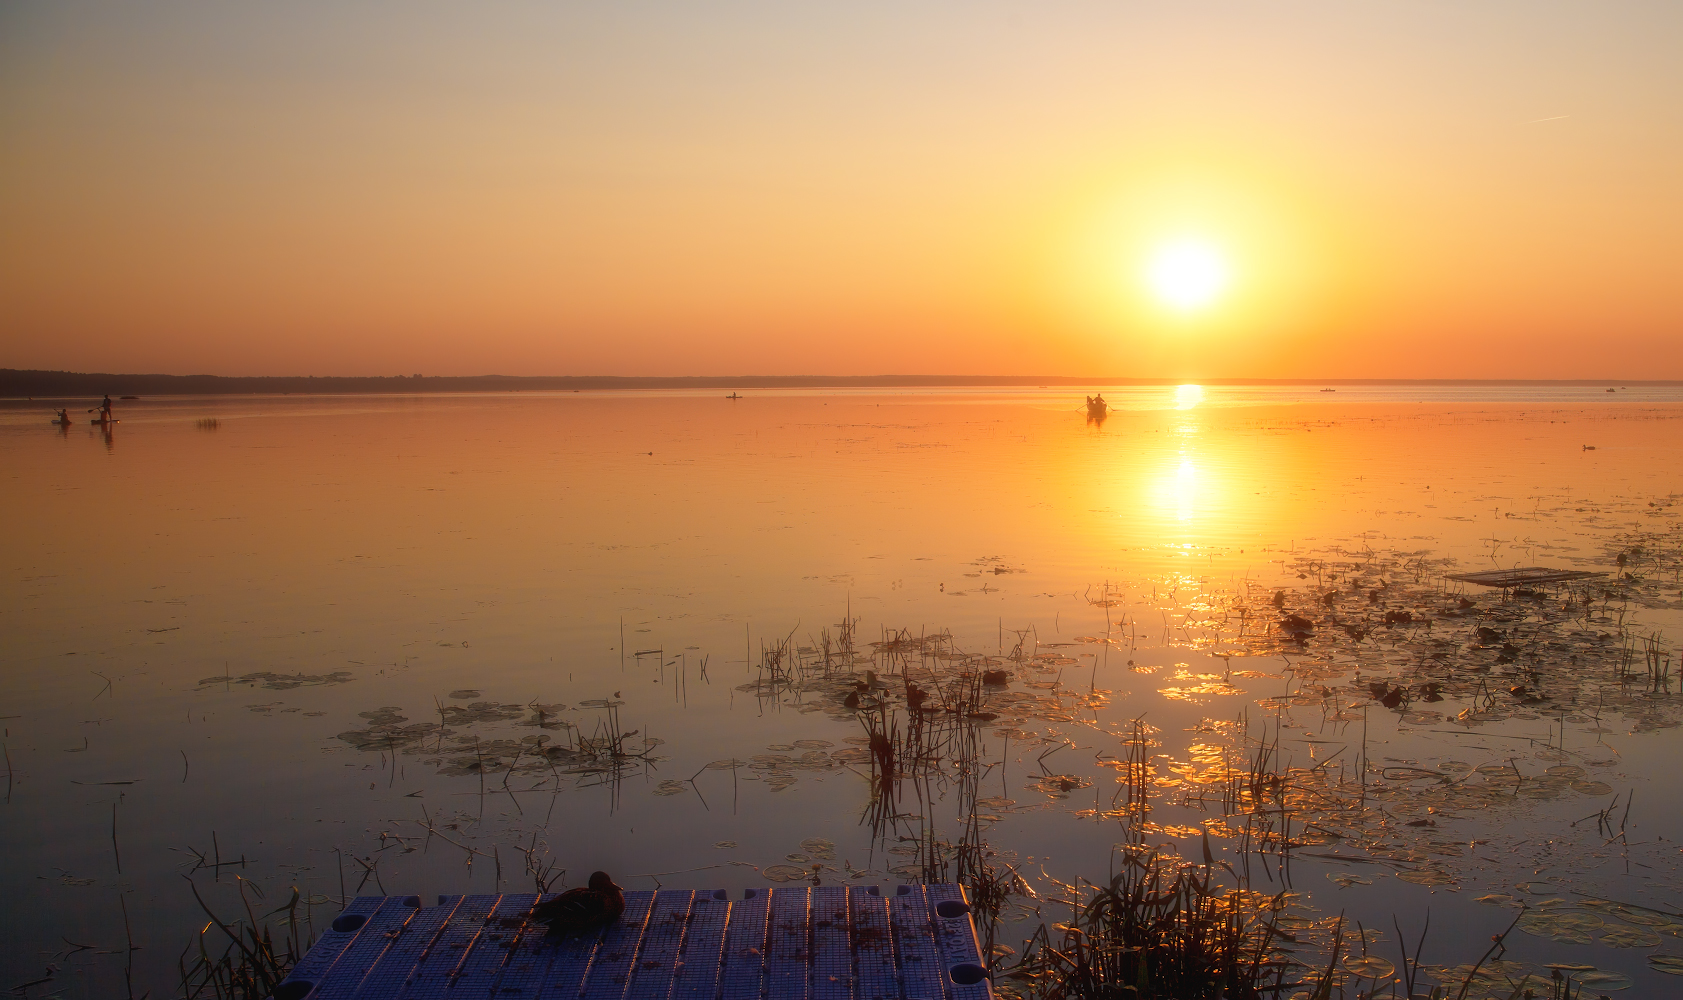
[348,897,464,1000]
[846,888,897,1000]
[766,886,811,1000]
[671,892,731,1000]
[810,887,851,1000]
[718,890,770,1000]
[273,896,390,998]
[580,888,657,1000]
[890,886,947,1000]
[400,893,502,999]
[528,907,610,1000]
[491,890,591,1000]
[308,898,422,1000]
[925,886,991,1000]
[624,890,696,1000]
[446,893,539,997]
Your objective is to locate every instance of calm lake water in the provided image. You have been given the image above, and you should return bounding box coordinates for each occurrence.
[2,386,1681,997]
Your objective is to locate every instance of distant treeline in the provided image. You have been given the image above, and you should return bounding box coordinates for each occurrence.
[3,368,1676,397]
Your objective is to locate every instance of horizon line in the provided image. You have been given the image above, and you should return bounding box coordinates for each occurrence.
[4,368,1681,398]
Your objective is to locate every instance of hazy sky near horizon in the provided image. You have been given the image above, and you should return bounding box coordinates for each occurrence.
[2,2,1679,379]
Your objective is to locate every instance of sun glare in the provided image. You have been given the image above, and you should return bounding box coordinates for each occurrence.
[1145,240,1230,311]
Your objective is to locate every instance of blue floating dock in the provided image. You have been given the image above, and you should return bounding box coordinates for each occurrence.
[271,885,992,1000]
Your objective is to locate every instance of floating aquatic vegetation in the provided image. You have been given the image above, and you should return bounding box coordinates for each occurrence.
[1518,910,1603,945]
[1652,955,1683,976]
[197,670,353,691]
[334,694,663,782]
[1029,774,1090,798]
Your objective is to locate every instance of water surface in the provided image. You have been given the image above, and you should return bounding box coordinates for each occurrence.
[2,386,1681,997]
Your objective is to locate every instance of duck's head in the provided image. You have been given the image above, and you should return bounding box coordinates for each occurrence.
[587,871,618,891]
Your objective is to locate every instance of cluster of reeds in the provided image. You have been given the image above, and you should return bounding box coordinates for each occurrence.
[1006,846,1294,1000]
[178,877,313,1000]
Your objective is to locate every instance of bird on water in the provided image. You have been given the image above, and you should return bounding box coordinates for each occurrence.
[530,871,626,934]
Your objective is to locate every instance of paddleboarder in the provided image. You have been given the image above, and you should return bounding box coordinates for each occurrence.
[99,394,113,422]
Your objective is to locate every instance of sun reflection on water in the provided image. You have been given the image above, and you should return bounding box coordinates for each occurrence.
[1173,456,1198,521]
[1174,384,1204,410]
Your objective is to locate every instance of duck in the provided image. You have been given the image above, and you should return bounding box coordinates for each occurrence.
[529,871,625,934]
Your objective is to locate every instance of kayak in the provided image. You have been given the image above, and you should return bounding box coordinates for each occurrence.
[52,419,73,425]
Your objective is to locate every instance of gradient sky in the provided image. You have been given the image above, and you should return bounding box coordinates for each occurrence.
[2,1,1679,378]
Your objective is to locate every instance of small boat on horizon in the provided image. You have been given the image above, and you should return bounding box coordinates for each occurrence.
[1085,395,1109,418]
[726,393,742,400]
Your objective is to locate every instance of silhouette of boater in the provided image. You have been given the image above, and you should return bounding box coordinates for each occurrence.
[530,871,625,934]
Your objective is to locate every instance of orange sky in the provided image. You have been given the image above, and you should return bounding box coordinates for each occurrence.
[2,2,1679,379]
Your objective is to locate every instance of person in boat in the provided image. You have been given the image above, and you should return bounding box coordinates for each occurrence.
[56,408,70,424]
[99,395,113,422]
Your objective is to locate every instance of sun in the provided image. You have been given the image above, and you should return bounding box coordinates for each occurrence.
[1145,239,1230,312]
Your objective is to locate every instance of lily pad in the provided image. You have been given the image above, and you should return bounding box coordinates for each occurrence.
[1612,907,1673,927]
[1518,911,1603,945]
[1599,926,1662,948]
[1574,969,1634,990]
[1475,893,1518,907]
[1649,955,1683,976]
[1342,955,1394,979]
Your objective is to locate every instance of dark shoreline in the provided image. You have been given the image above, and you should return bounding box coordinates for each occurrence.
[4,368,1679,397]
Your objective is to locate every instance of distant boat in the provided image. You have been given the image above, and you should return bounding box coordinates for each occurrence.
[1607,388,1616,392]
[120,395,139,400]
[726,393,742,400]
[1085,397,1109,419]
[1320,388,1336,392]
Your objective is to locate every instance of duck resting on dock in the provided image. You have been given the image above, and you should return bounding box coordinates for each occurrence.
[529,871,625,934]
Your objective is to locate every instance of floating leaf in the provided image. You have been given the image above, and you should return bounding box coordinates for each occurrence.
[1397,867,1458,887]
[1342,955,1394,979]
[1475,893,1518,907]
[762,865,809,882]
[1611,907,1673,927]
[713,841,737,849]
[1650,955,1683,976]
[1574,969,1634,990]
[1599,926,1662,948]
[1518,911,1603,944]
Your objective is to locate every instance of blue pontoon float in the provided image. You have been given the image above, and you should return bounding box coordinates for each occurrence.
[271,885,992,1000]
